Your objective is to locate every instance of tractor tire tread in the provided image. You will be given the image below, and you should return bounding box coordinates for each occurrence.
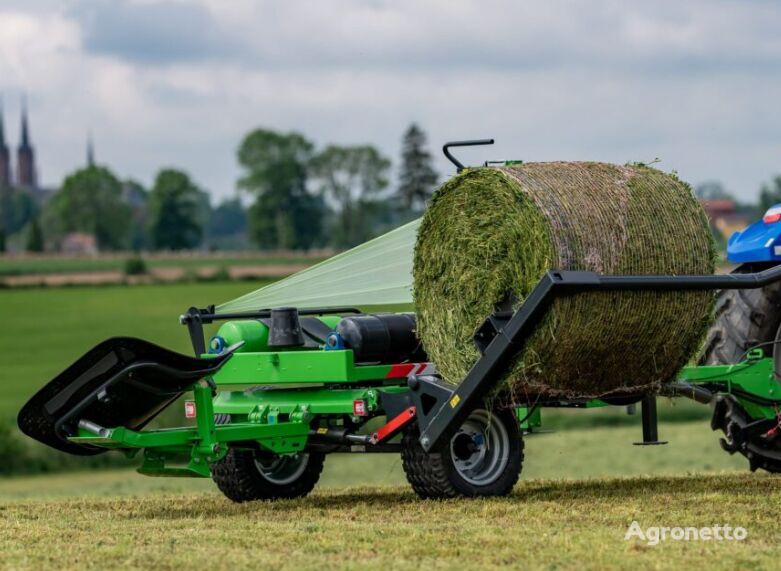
[211,448,324,503]
[699,278,781,365]
[401,409,524,499]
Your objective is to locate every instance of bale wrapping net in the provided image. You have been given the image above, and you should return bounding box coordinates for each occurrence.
[413,162,715,399]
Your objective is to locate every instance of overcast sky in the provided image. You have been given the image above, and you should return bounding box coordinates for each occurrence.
[1,0,780,202]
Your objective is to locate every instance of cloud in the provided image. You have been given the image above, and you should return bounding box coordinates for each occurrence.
[74,0,238,64]
[0,0,780,202]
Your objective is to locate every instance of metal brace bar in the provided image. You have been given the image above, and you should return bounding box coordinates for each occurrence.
[414,265,781,452]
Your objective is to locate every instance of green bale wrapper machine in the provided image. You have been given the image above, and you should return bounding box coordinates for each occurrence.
[18,141,781,501]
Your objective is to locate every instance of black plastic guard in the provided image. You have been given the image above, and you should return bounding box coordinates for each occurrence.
[17,337,235,455]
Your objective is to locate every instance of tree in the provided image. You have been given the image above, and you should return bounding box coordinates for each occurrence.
[237,129,323,250]
[0,229,5,253]
[209,198,247,238]
[0,189,37,237]
[207,198,249,249]
[0,189,11,238]
[42,166,131,250]
[398,123,438,212]
[147,169,204,250]
[122,179,149,251]
[26,216,44,252]
[759,176,781,214]
[311,145,391,247]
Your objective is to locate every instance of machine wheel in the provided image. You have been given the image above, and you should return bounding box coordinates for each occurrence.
[698,265,781,365]
[401,408,524,499]
[211,448,325,502]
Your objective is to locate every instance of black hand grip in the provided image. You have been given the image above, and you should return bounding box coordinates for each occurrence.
[443,139,494,172]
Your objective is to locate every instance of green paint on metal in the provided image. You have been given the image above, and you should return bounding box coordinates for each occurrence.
[215,316,342,354]
[516,406,541,430]
[213,386,407,416]
[216,320,269,352]
[210,350,396,385]
[680,352,780,420]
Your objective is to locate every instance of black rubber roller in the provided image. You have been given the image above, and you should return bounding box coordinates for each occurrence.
[336,313,427,364]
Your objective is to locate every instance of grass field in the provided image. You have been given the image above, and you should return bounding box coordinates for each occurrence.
[0,421,773,570]
[0,254,327,277]
[0,281,269,417]
[3,473,777,570]
[0,422,768,570]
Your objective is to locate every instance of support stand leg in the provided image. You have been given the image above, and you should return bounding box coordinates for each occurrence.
[633,395,668,445]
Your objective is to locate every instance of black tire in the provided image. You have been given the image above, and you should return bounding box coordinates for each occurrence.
[698,265,781,365]
[211,448,325,502]
[401,408,524,499]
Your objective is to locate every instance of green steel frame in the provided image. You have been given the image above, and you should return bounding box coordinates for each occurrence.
[63,337,781,479]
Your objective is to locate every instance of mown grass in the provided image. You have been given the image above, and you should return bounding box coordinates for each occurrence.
[1,471,778,570]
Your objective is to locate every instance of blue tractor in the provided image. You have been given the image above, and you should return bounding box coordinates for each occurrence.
[700,204,781,364]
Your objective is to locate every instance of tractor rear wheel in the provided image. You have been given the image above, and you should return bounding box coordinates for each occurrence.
[401,408,524,499]
[698,264,781,365]
[211,448,325,502]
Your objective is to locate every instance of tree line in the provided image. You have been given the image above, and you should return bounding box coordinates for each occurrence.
[9,122,780,256]
[0,123,438,253]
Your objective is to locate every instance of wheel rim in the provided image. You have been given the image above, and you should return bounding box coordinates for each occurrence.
[449,409,510,486]
[254,453,310,485]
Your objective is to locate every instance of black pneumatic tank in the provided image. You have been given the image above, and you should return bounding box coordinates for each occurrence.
[336,313,427,364]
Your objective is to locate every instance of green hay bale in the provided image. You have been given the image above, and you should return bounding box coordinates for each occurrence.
[413,162,715,398]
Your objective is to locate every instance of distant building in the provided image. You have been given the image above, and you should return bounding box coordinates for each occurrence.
[700,199,750,240]
[61,232,98,255]
[16,98,36,189]
[0,97,54,212]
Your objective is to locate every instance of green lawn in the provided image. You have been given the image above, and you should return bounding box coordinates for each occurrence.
[0,281,268,417]
[0,255,326,276]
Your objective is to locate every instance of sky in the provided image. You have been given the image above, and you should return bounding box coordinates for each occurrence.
[0,0,780,202]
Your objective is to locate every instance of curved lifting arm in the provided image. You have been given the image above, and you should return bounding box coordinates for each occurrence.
[442,139,494,173]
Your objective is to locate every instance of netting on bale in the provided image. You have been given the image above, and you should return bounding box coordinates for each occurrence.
[413,162,715,399]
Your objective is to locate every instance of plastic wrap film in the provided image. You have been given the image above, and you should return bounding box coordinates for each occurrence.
[216,218,420,314]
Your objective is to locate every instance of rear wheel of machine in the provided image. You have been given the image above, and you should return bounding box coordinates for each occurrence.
[211,448,325,502]
[698,264,781,365]
[401,408,524,499]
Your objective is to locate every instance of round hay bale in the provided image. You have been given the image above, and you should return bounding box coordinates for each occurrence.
[413,162,715,399]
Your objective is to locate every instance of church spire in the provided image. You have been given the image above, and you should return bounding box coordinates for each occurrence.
[19,95,30,150]
[16,95,36,188]
[87,131,95,167]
